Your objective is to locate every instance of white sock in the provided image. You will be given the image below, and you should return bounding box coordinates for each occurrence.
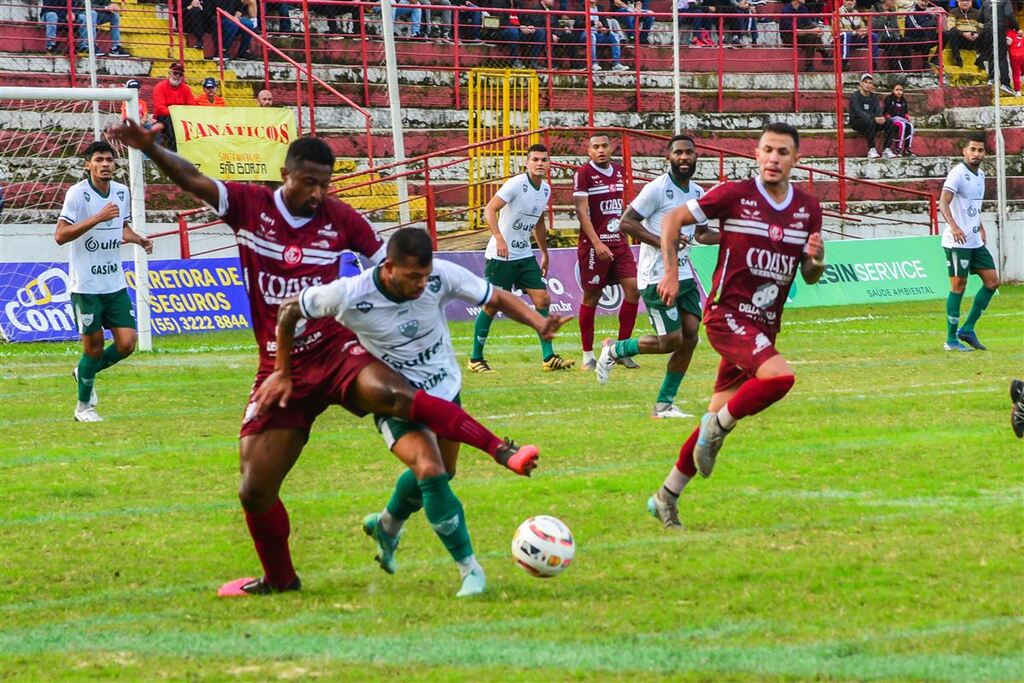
[456,554,483,579]
[76,401,91,412]
[379,509,404,536]
[716,405,737,431]
[583,350,595,364]
[661,466,691,501]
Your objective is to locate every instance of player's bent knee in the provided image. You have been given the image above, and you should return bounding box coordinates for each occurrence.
[658,333,682,353]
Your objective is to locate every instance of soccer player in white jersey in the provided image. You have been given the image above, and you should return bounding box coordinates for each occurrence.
[262,228,571,596]
[469,144,575,372]
[595,135,719,419]
[939,132,999,352]
[55,140,152,423]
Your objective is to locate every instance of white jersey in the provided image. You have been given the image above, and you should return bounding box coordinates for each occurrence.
[299,259,493,401]
[629,173,706,288]
[485,173,551,262]
[941,162,986,249]
[58,179,132,294]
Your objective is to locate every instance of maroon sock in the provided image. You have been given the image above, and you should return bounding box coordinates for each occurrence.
[618,300,639,340]
[410,390,503,457]
[579,304,597,352]
[674,427,699,477]
[726,375,795,420]
[243,498,297,589]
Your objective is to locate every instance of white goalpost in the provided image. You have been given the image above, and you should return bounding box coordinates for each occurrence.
[0,86,153,351]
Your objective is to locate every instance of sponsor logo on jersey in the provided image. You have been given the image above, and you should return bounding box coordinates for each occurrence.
[543,187,549,197]
[428,275,442,293]
[790,221,804,230]
[741,198,758,208]
[84,192,91,201]
[753,332,772,354]
[588,275,601,284]
[257,272,324,303]
[793,206,810,219]
[666,188,674,199]
[522,184,529,193]
[599,198,623,215]
[318,224,337,237]
[117,191,125,201]
[310,239,330,248]
[260,212,277,227]
[725,313,746,336]
[398,319,419,338]
[356,301,374,313]
[84,237,121,252]
[768,224,784,243]
[746,248,798,282]
[741,208,761,220]
[283,245,302,265]
[342,339,366,355]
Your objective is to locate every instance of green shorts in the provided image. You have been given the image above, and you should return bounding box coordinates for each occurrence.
[642,280,701,336]
[374,394,461,450]
[944,246,996,278]
[71,288,136,336]
[484,257,546,292]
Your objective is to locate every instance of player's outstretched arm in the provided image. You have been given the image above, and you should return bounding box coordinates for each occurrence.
[252,296,303,414]
[489,288,573,341]
[106,119,220,209]
[800,232,826,284]
[619,207,659,248]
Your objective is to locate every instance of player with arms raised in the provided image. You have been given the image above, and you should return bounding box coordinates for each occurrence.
[108,122,540,596]
[263,228,570,596]
[573,134,640,371]
[647,122,826,529]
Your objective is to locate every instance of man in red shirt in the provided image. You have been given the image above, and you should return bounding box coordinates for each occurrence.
[108,121,541,597]
[646,122,826,529]
[151,62,197,151]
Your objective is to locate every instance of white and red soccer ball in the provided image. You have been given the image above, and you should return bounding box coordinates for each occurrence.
[511,515,575,578]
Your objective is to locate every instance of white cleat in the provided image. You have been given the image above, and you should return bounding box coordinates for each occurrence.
[694,411,730,478]
[581,358,597,372]
[72,367,98,406]
[647,490,683,530]
[652,402,693,419]
[74,406,103,422]
[595,338,616,385]
[456,567,486,597]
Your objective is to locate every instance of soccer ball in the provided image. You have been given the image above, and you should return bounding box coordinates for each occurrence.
[511,515,575,578]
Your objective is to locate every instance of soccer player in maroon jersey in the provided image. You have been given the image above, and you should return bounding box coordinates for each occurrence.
[573,134,640,371]
[108,121,540,595]
[646,122,826,529]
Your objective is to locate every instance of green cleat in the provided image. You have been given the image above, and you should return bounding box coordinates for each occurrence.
[456,567,486,597]
[362,513,400,575]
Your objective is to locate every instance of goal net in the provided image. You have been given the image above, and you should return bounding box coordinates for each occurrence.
[0,86,152,349]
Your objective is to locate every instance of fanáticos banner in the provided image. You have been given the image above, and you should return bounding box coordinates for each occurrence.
[170,106,295,181]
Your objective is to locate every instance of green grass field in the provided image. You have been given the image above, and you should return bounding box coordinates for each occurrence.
[2,289,1022,682]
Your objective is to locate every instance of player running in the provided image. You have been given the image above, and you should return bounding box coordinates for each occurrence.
[55,140,153,423]
[939,132,999,352]
[646,122,826,529]
[469,144,575,373]
[595,135,718,419]
[262,227,571,596]
[573,134,640,371]
[108,121,540,596]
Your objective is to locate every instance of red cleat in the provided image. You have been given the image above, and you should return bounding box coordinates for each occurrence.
[495,439,539,476]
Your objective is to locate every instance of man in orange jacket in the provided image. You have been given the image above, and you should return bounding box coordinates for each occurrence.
[197,77,227,106]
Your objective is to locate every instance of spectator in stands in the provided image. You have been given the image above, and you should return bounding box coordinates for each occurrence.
[1010,24,1024,96]
[264,2,293,33]
[181,0,207,50]
[613,0,655,44]
[839,0,880,70]
[581,0,629,70]
[944,0,983,67]
[780,0,829,70]
[975,0,1018,95]
[197,77,227,105]
[881,81,914,156]
[393,0,424,38]
[120,79,156,126]
[220,0,257,58]
[903,0,942,69]
[72,0,130,56]
[730,0,759,46]
[872,0,908,70]
[40,0,68,54]
[549,0,584,68]
[256,89,275,106]
[152,62,197,151]
[848,72,885,158]
[423,0,453,40]
[453,0,484,42]
[495,0,548,68]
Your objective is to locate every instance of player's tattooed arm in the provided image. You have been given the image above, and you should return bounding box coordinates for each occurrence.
[106,119,220,208]
[800,232,826,284]
[619,207,659,248]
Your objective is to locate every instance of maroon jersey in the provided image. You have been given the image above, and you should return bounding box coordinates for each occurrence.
[573,161,626,247]
[217,182,385,368]
[688,177,822,334]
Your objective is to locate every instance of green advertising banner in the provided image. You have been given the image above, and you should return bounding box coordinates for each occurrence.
[689,235,955,309]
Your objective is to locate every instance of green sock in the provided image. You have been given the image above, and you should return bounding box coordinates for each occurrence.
[385,469,424,521]
[471,312,493,360]
[99,344,127,371]
[418,473,473,562]
[656,372,685,404]
[537,308,554,360]
[945,291,964,343]
[961,286,996,332]
[613,338,641,358]
[77,353,103,403]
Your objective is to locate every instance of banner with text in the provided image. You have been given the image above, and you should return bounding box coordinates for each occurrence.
[170,106,295,181]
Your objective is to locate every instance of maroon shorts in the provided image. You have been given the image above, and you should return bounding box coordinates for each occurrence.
[240,337,376,439]
[703,305,780,393]
[578,241,637,291]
